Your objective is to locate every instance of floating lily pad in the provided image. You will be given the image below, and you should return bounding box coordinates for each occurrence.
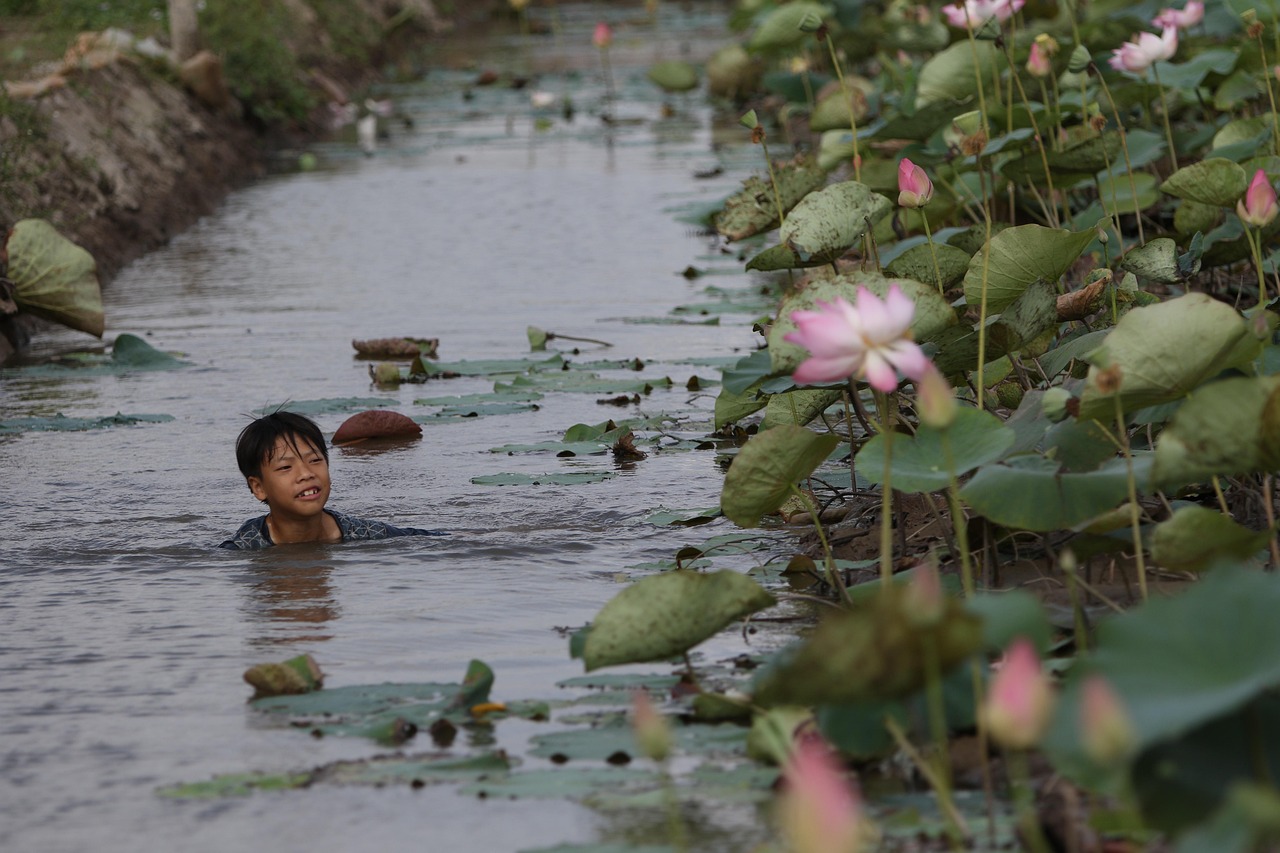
[528,717,747,761]
[644,507,723,526]
[471,471,617,486]
[157,771,312,799]
[418,402,541,421]
[0,412,174,434]
[646,59,699,92]
[460,767,660,800]
[255,398,395,415]
[414,391,543,406]
[495,374,673,395]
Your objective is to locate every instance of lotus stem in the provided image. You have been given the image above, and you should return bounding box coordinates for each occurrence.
[1115,394,1148,602]
[874,390,896,586]
[1264,475,1280,570]
[1255,29,1280,157]
[821,34,861,183]
[1005,749,1053,853]
[1247,226,1271,309]
[884,715,968,844]
[975,223,992,411]
[1150,65,1177,175]
[1001,42,1059,228]
[1092,67,1146,245]
[547,331,614,347]
[789,484,852,606]
[921,211,945,294]
[940,431,975,596]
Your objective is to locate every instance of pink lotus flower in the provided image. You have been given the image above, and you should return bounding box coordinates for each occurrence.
[778,735,867,853]
[1079,675,1136,766]
[630,690,672,762]
[915,363,957,429]
[784,286,930,392]
[942,0,1025,29]
[1026,40,1052,78]
[1108,27,1178,74]
[981,637,1054,750]
[593,21,613,49]
[1153,1,1203,30]
[897,158,933,209]
[1238,169,1279,228]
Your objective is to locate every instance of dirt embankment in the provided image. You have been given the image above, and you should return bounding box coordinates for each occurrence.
[0,0,503,356]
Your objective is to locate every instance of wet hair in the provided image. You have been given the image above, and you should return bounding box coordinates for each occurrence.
[235,411,329,480]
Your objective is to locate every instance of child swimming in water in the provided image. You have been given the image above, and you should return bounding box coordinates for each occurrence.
[220,410,442,549]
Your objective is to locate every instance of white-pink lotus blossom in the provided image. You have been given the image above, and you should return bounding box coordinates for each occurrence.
[784,286,930,392]
[981,637,1055,750]
[1153,1,1203,30]
[778,735,867,853]
[1108,27,1178,74]
[942,0,1025,29]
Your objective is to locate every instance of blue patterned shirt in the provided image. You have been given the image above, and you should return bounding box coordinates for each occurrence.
[219,509,444,550]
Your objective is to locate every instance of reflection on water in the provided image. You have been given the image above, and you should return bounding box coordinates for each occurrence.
[243,560,340,646]
[0,4,789,851]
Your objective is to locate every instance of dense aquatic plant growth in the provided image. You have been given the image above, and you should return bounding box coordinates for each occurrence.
[566,0,1280,849]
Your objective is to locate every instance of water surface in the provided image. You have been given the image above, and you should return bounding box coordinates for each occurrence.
[0,5,792,850]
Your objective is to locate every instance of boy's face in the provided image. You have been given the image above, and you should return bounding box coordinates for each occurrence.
[247,436,331,521]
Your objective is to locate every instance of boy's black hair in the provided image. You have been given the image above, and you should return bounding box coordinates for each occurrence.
[235,411,329,480]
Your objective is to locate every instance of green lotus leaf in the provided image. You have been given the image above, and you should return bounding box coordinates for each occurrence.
[720,425,840,526]
[1150,505,1272,572]
[856,406,1015,494]
[1152,374,1280,489]
[958,455,1141,532]
[646,59,699,92]
[1161,158,1248,207]
[916,40,999,106]
[1078,293,1261,420]
[962,225,1095,315]
[580,570,776,671]
[884,242,972,291]
[779,180,893,266]
[714,159,827,241]
[1120,237,1200,284]
[761,388,843,428]
[6,218,104,337]
[747,2,830,52]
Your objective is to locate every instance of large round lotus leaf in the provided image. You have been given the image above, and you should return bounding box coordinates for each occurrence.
[1150,505,1272,573]
[768,271,957,376]
[753,585,983,705]
[745,243,830,271]
[928,280,1058,375]
[714,383,768,429]
[581,570,776,671]
[1152,375,1280,489]
[1120,237,1199,284]
[714,159,827,241]
[884,242,972,291]
[915,40,999,106]
[808,84,870,133]
[646,59,698,92]
[856,406,1015,494]
[1213,115,1271,151]
[761,387,842,429]
[720,425,840,527]
[1003,134,1124,185]
[958,455,1138,532]
[1161,158,1248,207]
[1173,199,1222,236]
[962,224,1095,315]
[747,2,830,52]
[706,43,762,100]
[6,218,104,337]
[778,181,893,266]
[1077,293,1261,421]
[1098,172,1160,216]
[1042,567,1280,793]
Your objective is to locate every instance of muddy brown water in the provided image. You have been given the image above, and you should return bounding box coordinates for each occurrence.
[0,5,805,851]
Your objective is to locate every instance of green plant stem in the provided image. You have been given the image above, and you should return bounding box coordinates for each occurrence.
[1005,749,1052,853]
[1092,67,1146,245]
[1247,226,1271,309]
[963,21,992,141]
[1150,65,1177,175]
[874,390,896,586]
[1115,394,1148,602]
[1212,474,1231,515]
[923,638,955,795]
[1257,33,1280,157]
[975,221,992,411]
[1265,475,1280,570]
[884,715,969,844]
[1001,46,1059,228]
[759,138,787,232]
[970,658,999,844]
[938,432,975,595]
[658,761,690,853]
[822,35,861,182]
[1061,554,1090,653]
[920,211,945,293]
[789,484,852,605]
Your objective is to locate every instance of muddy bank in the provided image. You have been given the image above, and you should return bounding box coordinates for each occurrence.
[0,0,505,356]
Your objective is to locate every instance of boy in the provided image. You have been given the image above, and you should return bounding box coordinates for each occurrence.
[220,410,442,549]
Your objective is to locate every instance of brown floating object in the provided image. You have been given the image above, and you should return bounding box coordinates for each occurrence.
[332,409,422,445]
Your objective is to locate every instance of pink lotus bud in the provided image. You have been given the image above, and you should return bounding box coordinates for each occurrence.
[981,638,1054,750]
[778,735,868,853]
[897,157,933,208]
[1079,675,1136,766]
[1026,41,1052,78]
[916,363,957,429]
[631,690,672,762]
[593,22,613,49]
[904,562,945,626]
[1238,169,1279,228]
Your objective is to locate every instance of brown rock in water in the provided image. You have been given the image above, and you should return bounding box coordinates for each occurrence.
[333,409,423,445]
[179,51,234,113]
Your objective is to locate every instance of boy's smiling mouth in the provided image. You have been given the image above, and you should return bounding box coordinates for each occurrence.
[297,487,323,498]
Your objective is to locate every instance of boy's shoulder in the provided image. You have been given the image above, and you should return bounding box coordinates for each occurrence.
[219,515,271,550]
[329,509,445,542]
